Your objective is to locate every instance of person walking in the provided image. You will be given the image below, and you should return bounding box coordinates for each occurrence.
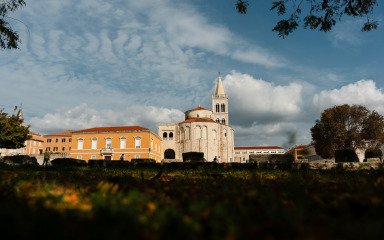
[43,150,50,166]
[217,156,221,163]
[120,153,125,161]
[213,156,217,163]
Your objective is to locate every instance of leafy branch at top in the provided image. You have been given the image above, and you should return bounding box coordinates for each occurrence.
[236,0,378,38]
[0,0,26,49]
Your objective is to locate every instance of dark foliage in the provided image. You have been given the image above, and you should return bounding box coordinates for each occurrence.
[0,0,26,49]
[0,108,30,148]
[235,0,378,37]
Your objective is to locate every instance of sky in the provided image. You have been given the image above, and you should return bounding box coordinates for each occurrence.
[1,0,384,150]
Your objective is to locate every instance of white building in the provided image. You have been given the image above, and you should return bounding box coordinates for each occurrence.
[158,74,235,162]
[234,146,285,163]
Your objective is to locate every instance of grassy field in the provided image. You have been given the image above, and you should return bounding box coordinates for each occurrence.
[1,165,384,239]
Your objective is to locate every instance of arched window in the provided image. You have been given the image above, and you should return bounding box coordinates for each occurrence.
[221,103,225,112]
[216,103,220,112]
[222,119,226,125]
[216,119,220,123]
[169,132,174,140]
[163,132,167,140]
[164,149,176,159]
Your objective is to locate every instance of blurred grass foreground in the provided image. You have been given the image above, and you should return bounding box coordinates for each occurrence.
[1,165,384,240]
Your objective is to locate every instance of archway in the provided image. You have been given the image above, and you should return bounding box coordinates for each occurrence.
[164,149,175,159]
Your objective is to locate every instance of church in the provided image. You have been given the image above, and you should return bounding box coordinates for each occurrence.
[158,74,235,162]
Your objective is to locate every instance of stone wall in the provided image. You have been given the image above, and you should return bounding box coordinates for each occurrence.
[249,154,294,163]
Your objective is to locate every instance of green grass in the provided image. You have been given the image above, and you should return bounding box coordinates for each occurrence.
[1,165,384,239]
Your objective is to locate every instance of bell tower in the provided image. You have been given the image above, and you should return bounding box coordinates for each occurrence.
[212,73,228,125]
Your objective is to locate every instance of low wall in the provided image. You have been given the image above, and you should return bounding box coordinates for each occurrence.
[249,154,294,163]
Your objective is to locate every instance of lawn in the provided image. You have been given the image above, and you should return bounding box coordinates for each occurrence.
[1,165,384,240]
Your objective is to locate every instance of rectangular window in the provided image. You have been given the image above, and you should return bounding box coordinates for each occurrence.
[47,139,51,143]
[62,138,66,142]
[53,147,58,151]
[235,151,240,154]
[242,152,247,154]
[91,156,96,159]
[120,139,126,149]
[32,149,35,154]
[77,156,82,160]
[263,151,269,154]
[106,139,112,148]
[135,155,140,159]
[78,140,83,150]
[62,147,65,151]
[135,138,141,148]
[39,142,42,147]
[56,138,58,143]
[33,141,36,146]
[69,138,72,142]
[46,147,50,151]
[69,147,71,151]
[249,151,254,154]
[92,139,97,149]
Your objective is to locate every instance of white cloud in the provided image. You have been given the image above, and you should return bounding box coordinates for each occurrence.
[29,104,184,134]
[312,80,384,113]
[223,71,303,125]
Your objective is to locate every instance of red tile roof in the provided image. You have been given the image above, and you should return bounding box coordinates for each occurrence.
[29,131,40,136]
[44,130,73,137]
[73,126,149,133]
[179,118,217,124]
[191,106,208,111]
[235,146,284,150]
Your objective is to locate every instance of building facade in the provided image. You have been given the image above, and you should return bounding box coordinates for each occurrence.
[234,146,285,163]
[159,74,235,162]
[44,130,73,154]
[70,126,162,162]
[21,131,44,155]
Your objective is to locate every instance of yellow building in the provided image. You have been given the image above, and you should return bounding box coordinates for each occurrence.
[44,130,73,154]
[21,131,44,155]
[70,126,162,162]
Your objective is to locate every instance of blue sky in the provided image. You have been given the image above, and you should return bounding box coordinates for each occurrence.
[1,0,384,150]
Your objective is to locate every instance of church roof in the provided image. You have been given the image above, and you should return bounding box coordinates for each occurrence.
[73,126,149,133]
[179,118,217,124]
[215,73,225,95]
[192,106,208,111]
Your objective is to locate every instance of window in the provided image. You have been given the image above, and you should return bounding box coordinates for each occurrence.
[46,147,50,151]
[135,155,140,159]
[32,149,35,154]
[105,138,112,148]
[62,138,66,142]
[47,139,51,143]
[249,151,254,154]
[242,157,246,162]
[169,132,173,140]
[151,139,153,149]
[39,142,41,147]
[221,103,225,112]
[53,147,58,151]
[256,151,261,154]
[69,147,71,151]
[235,151,240,154]
[23,148,27,153]
[163,132,167,140]
[263,151,269,154]
[56,138,58,143]
[216,119,220,123]
[222,119,226,125]
[197,114,199,118]
[120,138,126,149]
[92,138,98,149]
[33,141,36,146]
[69,138,72,142]
[216,103,220,112]
[62,147,65,151]
[77,156,82,160]
[78,139,84,150]
[242,152,247,154]
[135,137,141,148]
[91,156,96,159]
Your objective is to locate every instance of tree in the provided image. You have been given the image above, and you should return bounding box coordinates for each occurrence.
[0,0,26,49]
[0,107,30,149]
[235,0,378,38]
[310,104,384,159]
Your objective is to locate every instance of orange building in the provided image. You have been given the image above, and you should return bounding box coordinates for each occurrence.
[21,131,44,155]
[70,126,162,162]
[286,145,307,160]
[44,130,73,154]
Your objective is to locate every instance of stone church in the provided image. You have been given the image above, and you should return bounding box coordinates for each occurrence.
[158,74,235,162]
